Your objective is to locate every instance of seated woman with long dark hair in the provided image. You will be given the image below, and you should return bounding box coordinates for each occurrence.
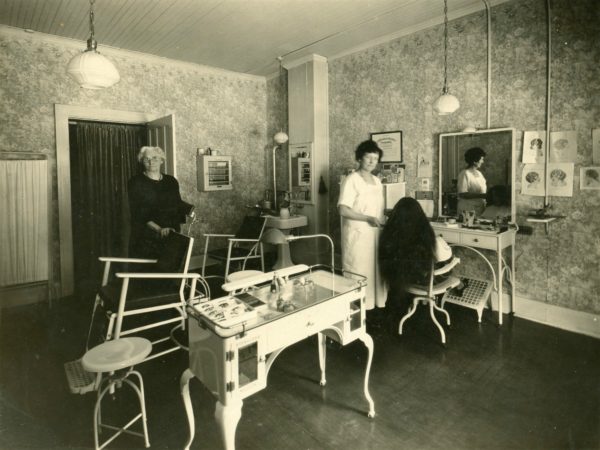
[379,197,454,322]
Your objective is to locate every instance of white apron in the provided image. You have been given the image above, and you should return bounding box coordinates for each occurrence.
[338,172,387,309]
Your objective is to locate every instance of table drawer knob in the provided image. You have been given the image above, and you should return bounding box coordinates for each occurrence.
[306,321,315,327]
[473,238,479,242]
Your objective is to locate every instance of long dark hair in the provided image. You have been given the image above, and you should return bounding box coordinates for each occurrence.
[379,197,436,292]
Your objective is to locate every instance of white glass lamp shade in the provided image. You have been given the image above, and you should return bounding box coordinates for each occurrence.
[274,131,289,145]
[67,50,120,89]
[433,92,460,115]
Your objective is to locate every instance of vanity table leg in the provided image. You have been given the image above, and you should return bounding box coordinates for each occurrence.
[511,243,516,314]
[180,369,196,450]
[318,333,327,386]
[497,249,503,325]
[215,398,243,450]
[358,332,375,418]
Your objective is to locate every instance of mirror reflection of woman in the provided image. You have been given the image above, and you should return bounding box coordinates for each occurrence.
[338,140,387,317]
[456,147,487,217]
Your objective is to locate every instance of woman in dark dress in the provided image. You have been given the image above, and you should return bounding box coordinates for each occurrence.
[128,146,193,258]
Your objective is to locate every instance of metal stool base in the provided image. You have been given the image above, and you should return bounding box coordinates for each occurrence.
[94,369,150,450]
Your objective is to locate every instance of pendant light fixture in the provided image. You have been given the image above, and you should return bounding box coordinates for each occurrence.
[66,0,120,89]
[433,0,460,115]
[272,56,289,210]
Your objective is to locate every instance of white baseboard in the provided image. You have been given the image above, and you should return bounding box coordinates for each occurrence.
[489,292,599,339]
[0,282,49,308]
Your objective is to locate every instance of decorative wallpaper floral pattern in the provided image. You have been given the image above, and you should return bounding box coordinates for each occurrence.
[0,31,270,290]
[1,0,598,316]
[327,0,600,314]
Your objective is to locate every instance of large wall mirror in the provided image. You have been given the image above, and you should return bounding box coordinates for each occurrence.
[438,127,516,222]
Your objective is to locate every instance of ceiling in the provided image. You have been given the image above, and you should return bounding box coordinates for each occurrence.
[0,0,508,77]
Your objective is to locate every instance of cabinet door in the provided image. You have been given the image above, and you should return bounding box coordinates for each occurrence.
[229,333,267,399]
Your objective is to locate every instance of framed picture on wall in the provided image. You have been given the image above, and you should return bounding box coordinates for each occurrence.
[370,130,403,162]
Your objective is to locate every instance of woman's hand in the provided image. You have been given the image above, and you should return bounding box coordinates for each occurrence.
[159,227,174,237]
[339,206,383,227]
[366,216,383,227]
[147,221,174,237]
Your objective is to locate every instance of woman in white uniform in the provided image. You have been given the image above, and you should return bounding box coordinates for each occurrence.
[456,147,487,217]
[338,140,387,311]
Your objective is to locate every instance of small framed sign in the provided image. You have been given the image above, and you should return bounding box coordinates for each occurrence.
[370,130,403,162]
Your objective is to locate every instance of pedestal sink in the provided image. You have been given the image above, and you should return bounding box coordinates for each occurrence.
[263,214,308,230]
[262,214,308,268]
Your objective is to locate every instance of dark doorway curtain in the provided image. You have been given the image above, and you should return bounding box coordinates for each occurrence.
[69,121,147,294]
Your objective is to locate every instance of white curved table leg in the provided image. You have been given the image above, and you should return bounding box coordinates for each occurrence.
[180,369,196,450]
[215,398,243,450]
[318,333,327,386]
[358,332,376,418]
[498,246,503,325]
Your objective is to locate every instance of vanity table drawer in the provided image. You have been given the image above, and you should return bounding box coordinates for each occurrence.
[460,233,497,250]
[264,295,348,352]
[435,229,460,244]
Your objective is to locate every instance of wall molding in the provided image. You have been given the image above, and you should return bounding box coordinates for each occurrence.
[513,295,599,340]
[55,104,156,297]
[0,282,49,308]
[488,292,599,339]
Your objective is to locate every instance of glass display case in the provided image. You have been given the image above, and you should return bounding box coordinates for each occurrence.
[182,264,375,450]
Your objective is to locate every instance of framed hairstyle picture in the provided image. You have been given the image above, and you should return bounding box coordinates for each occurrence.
[370,130,402,162]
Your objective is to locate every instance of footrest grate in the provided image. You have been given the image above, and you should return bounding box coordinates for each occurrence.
[442,277,492,311]
[64,358,97,394]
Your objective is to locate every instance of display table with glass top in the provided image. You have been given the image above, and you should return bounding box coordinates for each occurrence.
[180,264,375,450]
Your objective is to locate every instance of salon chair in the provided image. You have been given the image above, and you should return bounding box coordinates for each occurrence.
[201,215,267,280]
[86,231,209,362]
[398,256,461,344]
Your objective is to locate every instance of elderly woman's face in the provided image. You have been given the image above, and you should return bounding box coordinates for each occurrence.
[142,150,163,171]
[359,152,380,173]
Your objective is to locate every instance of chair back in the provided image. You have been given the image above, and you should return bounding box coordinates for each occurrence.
[155,231,194,275]
[427,256,460,296]
[235,216,267,240]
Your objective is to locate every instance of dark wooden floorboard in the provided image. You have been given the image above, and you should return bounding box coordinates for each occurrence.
[1,297,598,449]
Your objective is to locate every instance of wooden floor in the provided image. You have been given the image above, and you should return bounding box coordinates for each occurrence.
[1,295,598,450]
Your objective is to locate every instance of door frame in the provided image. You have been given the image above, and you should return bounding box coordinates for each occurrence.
[54,105,175,297]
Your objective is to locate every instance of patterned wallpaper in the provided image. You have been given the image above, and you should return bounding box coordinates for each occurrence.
[1,0,598,315]
[327,0,600,314]
[0,30,270,289]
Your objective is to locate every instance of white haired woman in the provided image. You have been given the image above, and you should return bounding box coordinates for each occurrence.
[127,146,193,258]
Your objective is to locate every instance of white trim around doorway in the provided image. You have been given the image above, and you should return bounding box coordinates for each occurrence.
[54,105,156,297]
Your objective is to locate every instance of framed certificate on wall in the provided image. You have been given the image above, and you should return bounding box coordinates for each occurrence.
[370,130,403,162]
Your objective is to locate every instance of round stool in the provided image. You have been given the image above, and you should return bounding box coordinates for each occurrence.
[226,270,263,283]
[82,337,152,450]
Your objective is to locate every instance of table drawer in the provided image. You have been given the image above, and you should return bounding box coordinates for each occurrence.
[264,295,348,352]
[435,229,460,244]
[460,233,497,250]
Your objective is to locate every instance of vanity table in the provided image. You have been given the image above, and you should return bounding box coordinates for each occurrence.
[437,127,517,325]
[180,264,375,450]
[431,222,516,324]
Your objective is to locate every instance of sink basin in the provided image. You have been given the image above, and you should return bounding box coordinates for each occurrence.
[263,214,308,230]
